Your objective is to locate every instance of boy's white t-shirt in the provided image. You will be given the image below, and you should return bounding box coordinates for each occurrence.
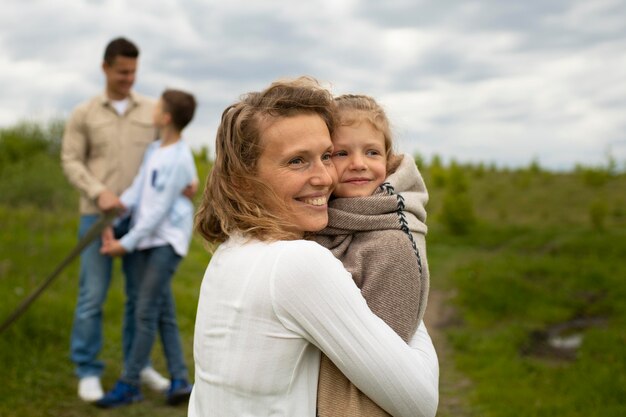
[136,145,184,252]
[120,140,197,256]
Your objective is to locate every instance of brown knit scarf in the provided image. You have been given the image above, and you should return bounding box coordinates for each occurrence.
[314,154,430,417]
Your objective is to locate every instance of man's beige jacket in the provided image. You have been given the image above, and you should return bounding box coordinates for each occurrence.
[61,92,157,214]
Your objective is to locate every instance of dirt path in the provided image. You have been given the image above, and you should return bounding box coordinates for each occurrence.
[424,289,474,417]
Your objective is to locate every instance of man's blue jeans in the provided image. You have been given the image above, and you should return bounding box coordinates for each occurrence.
[69,214,138,378]
[122,244,188,385]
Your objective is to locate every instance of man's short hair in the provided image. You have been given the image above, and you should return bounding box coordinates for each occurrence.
[103,37,139,65]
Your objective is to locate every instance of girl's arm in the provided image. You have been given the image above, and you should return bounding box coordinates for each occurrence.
[271,242,438,417]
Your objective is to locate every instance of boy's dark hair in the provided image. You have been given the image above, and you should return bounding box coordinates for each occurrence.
[162,89,197,131]
[103,37,139,65]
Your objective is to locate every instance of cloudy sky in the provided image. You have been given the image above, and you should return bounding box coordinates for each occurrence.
[1,0,625,170]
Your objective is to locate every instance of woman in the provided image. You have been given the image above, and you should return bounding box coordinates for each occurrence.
[189,77,439,417]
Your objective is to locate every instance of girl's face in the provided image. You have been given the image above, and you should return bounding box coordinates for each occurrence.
[256,113,337,236]
[331,121,387,198]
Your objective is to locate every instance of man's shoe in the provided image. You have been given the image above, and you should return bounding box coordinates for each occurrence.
[140,366,170,392]
[95,380,142,408]
[78,376,104,402]
[166,379,193,406]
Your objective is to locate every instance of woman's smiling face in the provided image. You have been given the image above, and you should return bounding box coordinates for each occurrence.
[256,113,337,236]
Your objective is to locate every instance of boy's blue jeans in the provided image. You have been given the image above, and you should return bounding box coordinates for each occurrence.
[121,244,188,385]
[70,214,138,379]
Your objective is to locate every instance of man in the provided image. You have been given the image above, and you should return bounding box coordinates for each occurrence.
[61,37,174,402]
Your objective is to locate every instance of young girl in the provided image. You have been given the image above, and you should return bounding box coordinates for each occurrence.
[315,94,432,417]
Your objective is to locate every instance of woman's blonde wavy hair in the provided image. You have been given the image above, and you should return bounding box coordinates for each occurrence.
[195,76,336,245]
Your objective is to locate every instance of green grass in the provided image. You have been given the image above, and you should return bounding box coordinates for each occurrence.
[0,203,209,417]
[1,123,625,416]
[421,162,626,417]
[0,123,211,416]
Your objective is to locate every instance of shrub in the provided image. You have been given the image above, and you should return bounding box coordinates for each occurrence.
[428,154,447,188]
[0,120,64,166]
[575,164,611,187]
[413,152,426,170]
[473,162,485,179]
[194,145,210,162]
[0,120,74,209]
[528,158,542,175]
[589,200,608,231]
[440,190,476,235]
[447,161,469,193]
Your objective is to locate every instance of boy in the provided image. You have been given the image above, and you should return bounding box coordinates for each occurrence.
[97,89,198,408]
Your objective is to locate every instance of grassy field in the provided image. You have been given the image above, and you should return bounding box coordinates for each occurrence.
[1,122,625,416]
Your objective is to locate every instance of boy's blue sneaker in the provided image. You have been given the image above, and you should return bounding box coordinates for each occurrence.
[166,379,193,406]
[95,380,143,408]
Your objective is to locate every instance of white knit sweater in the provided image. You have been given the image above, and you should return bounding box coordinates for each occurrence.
[189,236,438,417]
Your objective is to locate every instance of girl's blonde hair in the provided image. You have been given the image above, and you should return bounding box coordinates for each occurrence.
[195,76,336,244]
[334,94,400,172]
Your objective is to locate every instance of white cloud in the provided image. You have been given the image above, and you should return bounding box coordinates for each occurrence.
[0,0,624,169]
[550,0,626,34]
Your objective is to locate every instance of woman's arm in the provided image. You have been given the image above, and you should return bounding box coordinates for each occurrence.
[410,322,439,387]
[271,242,438,417]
